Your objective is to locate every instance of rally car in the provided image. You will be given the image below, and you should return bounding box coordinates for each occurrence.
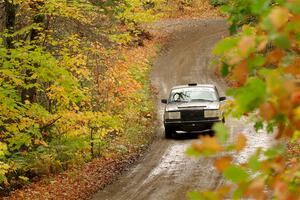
[161,83,226,138]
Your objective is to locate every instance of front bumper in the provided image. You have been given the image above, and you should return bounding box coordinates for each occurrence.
[164,119,220,132]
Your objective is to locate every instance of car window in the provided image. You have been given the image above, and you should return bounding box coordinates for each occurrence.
[169,87,218,103]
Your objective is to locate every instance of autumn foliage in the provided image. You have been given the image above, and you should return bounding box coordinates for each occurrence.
[188,0,300,199]
[0,0,164,195]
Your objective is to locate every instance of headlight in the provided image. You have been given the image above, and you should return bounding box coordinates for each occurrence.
[204,110,220,118]
[166,111,181,119]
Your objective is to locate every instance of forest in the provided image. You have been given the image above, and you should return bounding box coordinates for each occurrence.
[0,0,168,195]
[0,0,299,199]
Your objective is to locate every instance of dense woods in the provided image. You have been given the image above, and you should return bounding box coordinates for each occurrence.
[0,0,168,194]
[189,0,300,199]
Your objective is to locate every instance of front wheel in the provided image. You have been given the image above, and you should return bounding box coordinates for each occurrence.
[165,127,174,139]
[208,131,215,137]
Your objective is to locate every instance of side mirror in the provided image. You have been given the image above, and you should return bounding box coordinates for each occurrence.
[161,99,168,104]
[219,96,226,101]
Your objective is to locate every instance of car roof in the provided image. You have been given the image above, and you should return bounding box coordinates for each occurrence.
[171,84,216,90]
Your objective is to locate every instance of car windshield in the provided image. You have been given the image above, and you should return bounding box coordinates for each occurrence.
[169,87,218,103]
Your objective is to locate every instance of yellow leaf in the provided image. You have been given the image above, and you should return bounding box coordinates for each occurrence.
[19,176,29,182]
[34,139,49,147]
[294,106,300,119]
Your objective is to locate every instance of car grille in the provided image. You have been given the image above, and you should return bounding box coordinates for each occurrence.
[180,110,204,121]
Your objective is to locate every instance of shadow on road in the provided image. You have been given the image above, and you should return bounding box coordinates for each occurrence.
[171,131,214,140]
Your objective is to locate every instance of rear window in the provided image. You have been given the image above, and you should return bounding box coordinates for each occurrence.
[169,87,218,103]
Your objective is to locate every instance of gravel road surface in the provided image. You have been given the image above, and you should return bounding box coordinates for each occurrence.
[92,19,274,200]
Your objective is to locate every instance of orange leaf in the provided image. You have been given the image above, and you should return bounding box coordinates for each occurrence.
[238,36,255,55]
[291,91,300,105]
[284,127,294,137]
[257,38,268,52]
[274,179,288,199]
[272,156,285,172]
[269,7,290,29]
[294,120,300,131]
[236,133,247,152]
[192,136,223,153]
[214,156,232,172]
[267,49,285,65]
[233,60,248,85]
[285,59,300,75]
[279,96,293,117]
[244,179,266,200]
[217,185,231,196]
[276,123,285,139]
[259,102,277,121]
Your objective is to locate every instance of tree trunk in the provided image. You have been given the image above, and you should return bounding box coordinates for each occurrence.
[21,0,45,103]
[4,0,17,48]
[90,128,94,158]
[30,13,45,41]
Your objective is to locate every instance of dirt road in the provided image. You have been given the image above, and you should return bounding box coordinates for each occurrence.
[92,19,274,200]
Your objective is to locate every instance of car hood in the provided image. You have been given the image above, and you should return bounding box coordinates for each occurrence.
[165,101,220,112]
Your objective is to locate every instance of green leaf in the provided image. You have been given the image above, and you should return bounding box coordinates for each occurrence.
[242,25,255,36]
[187,191,203,200]
[233,184,247,200]
[213,38,238,55]
[251,0,272,15]
[286,2,300,13]
[186,147,202,157]
[213,123,229,143]
[248,151,262,171]
[221,63,229,77]
[226,77,267,117]
[247,54,266,69]
[274,35,291,49]
[254,121,264,131]
[224,165,249,183]
[266,122,275,133]
[220,5,230,13]
[264,145,285,159]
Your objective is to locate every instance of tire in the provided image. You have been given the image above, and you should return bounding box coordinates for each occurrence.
[165,127,174,139]
[209,131,215,137]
